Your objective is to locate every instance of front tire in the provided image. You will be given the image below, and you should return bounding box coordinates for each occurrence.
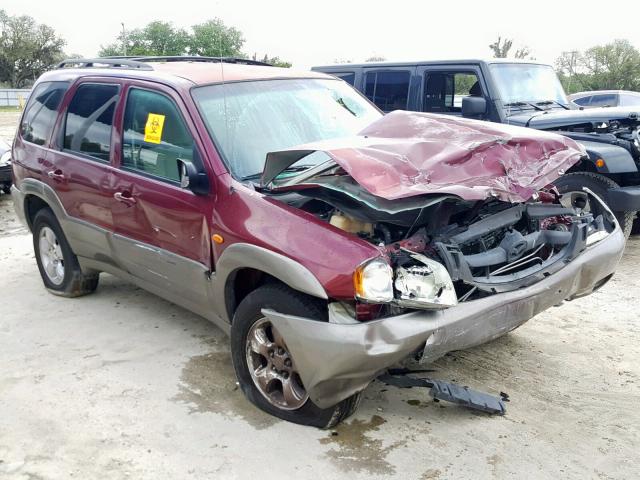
[32,208,99,297]
[230,283,362,428]
[553,172,634,238]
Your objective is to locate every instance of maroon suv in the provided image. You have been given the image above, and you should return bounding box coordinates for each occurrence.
[11,57,625,427]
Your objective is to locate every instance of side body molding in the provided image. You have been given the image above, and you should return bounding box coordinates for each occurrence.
[210,243,329,323]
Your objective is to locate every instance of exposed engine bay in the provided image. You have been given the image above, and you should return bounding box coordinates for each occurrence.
[269,183,616,309]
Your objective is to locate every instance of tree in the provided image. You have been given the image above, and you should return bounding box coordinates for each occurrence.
[0,10,66,88]
[99,21,189,57]
[489,36,533,60]
[365,56,386,62]
[555,40,640,93]
[189,19,244,57]
[252,53,291,68]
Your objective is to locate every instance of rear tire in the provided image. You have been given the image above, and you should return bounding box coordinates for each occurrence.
[553,172,634,239]
[32,208,99,297]
[230,283,362,428]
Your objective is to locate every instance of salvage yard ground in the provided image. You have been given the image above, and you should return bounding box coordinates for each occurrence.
[0,111,639,479]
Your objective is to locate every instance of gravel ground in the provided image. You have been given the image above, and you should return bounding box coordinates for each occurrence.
[1,112,639,479]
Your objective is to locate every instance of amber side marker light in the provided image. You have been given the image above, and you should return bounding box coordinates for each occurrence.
[595,158,605,168]
[212,234,224,244]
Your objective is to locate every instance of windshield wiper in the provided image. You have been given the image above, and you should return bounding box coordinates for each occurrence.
[240,165,315,183]
[504,101,545,111]
[536,100,570,110]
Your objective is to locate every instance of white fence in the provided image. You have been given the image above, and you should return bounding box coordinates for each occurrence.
[0,89,31,108]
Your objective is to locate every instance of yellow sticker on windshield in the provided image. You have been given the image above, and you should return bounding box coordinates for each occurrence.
[144,113,165,144]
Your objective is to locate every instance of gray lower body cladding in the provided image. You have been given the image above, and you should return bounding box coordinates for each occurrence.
[265,225,625,408]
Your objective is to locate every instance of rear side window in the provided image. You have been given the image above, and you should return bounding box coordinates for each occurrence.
[364,71,410,112]
[334,72,356,85]
[122,88,194,182]
[588,94,616,107]
[64,84,119,162]
[20,81,68,146]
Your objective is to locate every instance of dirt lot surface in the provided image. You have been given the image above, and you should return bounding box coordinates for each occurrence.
[1,112,639,479]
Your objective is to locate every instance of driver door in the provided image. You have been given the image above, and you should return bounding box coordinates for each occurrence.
[110,82,214,311]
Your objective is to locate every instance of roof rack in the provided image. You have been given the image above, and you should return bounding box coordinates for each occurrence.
[56,58,153,70]
[56,56,273,71]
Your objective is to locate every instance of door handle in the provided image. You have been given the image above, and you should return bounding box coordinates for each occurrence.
[47,169,65,181]
[114,191,136,206]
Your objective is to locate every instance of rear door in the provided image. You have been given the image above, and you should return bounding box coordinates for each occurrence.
[44,80,122,260]
[110,81,213,309]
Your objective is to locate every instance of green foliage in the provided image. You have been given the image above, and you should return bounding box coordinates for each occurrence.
[99,18,245,58]
[365,56,386,62]
[0,9,66,87]
[555,40,640,93]
[251,54,291,68]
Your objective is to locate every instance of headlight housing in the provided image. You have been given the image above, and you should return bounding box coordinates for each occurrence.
[394,253,458,308]
[0,151,10,167]
[353,254,458,309]
[353,258,394,303]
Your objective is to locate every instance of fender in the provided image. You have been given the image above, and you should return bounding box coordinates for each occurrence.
[209,243,329,323]
[571,140,638,174]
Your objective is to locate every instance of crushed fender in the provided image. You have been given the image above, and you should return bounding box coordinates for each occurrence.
[377,371,507,415]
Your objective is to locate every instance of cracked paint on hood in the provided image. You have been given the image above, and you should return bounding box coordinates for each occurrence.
[262,111,586,203]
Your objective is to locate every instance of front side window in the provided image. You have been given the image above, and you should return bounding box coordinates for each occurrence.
[192,78,380,180]
[122,88,194,182]
[64,84,119,161]
[20,81,68,146]
[572,96,592,106]
[423,72,480,113]
[364,71,410,112]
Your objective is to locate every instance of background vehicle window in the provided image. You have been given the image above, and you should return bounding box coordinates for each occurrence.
[589,94,617,107]
[364,71,410,111]
[64,84,119,161]
[334,72,356,85]
[20,81,68,146]
[423,72,480,113]
[122,88,194,182]
[572,96,592,106]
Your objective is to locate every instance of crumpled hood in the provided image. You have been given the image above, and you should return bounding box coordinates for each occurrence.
[262,111,586,203]
[506,106,640,129]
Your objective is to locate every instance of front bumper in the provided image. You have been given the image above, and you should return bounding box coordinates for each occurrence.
[265,225,625,408]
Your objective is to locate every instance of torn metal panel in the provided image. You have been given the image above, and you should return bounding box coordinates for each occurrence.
[263,111,586,203]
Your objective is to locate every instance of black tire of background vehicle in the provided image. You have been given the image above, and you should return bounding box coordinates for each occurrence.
[553,172,634,239]
[230,283,362,428]
[32,208,99,297]
[2,185,11,195]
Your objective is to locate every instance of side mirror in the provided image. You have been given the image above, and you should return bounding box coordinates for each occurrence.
[178,159,210,195]
[462,96,487,118]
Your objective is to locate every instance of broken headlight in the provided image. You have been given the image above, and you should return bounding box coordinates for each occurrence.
[394,254,458,309]
[354,258,394,303]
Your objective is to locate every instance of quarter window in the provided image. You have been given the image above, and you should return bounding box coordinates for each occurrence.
[64,84,119,161]
[572,96,592,106]
[122,88,194,182]
[364,71,410,111]
[20,81,68,146]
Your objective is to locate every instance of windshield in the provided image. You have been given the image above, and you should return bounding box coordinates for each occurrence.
[490,64,568,106]
[192,78,381,180]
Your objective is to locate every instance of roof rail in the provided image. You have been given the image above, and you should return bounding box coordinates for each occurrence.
[56,58,153,70]
[129,56,273,67]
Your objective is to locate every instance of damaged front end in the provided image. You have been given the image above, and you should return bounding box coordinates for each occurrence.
[257,112,626,408]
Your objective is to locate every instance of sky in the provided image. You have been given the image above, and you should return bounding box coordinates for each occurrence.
[3,0,640,69]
